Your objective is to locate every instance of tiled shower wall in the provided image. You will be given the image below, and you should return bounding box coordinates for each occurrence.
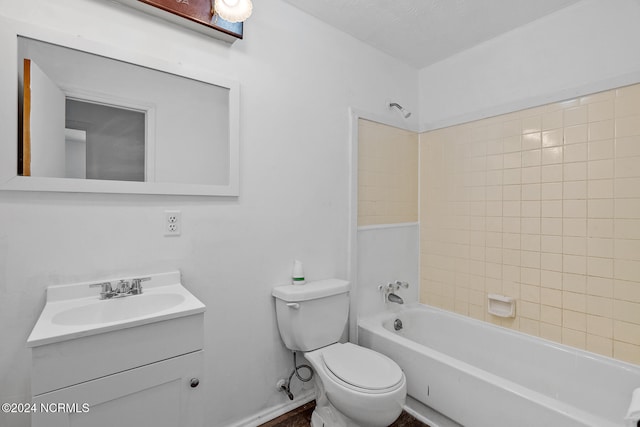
[420,83,640,364]
[358,119,418,226]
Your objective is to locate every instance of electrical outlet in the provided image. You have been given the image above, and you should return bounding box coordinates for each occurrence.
[164,210,181,236]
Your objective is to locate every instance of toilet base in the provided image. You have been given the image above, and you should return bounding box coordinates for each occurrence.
[311,404,356,427]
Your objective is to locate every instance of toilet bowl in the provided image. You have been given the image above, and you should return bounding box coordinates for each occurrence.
[305,342,406,427]
[272,279,407,427]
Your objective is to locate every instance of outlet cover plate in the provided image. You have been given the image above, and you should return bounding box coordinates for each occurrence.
[164,210,181,236]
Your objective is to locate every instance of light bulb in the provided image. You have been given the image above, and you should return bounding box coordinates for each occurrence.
[215,0,253,23]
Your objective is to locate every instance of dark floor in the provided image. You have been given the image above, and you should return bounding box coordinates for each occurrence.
[257,400,429,427]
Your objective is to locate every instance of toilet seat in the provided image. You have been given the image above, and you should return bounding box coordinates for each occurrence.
[321,343,404,394]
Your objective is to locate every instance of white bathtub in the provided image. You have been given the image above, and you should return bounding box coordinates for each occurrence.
[358,304,640,427]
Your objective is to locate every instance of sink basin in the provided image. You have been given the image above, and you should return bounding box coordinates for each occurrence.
[27,271,205,347]
[52,293,186,325]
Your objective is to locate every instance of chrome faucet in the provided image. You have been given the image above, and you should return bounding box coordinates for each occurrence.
[378,280,409,304]
[89,277,151,299]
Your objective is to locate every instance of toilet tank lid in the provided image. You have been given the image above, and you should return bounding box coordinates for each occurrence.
[272,279,349,302]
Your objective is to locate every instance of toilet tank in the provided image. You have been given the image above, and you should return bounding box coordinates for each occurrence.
[272,279,349,352]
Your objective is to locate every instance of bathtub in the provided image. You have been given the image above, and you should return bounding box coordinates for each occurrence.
[358,304,640,427]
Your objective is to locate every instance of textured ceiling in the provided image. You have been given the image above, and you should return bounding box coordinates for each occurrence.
[283,0,583,68]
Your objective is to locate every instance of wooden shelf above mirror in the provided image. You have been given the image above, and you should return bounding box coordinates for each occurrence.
[113,0,244,43]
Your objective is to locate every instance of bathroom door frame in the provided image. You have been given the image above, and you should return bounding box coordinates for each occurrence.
[347,107,419,343]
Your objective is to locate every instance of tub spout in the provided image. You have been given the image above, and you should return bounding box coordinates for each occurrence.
[387,293,404,304]
[379,281,410,304]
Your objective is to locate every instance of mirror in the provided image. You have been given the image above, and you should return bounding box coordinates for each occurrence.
[0,19,239,196]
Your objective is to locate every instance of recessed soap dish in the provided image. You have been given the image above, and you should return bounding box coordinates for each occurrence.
[488,294,516,318]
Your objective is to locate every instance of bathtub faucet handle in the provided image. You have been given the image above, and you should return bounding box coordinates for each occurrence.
[394,281,409,289]
[379,282,398,293]
[378,283,393,303]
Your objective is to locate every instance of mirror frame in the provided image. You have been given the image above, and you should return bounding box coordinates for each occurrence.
[0,17,240,196]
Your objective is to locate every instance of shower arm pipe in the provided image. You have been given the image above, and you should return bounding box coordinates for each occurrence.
[389,102,412,119]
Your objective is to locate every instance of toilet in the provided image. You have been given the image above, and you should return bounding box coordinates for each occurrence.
[272,279,406,427]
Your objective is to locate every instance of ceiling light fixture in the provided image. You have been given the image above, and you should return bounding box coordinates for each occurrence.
[214,0,253,23]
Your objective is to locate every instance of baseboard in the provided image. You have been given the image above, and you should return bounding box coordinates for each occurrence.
[224,390,316,427]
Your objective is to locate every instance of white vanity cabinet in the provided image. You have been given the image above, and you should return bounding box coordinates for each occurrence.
[32,350,203,427]
[27,272,206,427]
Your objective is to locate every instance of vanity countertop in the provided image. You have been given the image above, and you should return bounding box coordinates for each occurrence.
[27,271,205,347]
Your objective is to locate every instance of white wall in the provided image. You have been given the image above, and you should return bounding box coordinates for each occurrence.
[0,0,418,426]
[418,0,640,131]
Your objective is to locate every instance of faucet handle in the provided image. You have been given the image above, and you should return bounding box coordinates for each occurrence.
[378,283,394,303]
[378,283,395,291]
[130,277,151,295]
[395,281,410,289]
[89,282,113,299]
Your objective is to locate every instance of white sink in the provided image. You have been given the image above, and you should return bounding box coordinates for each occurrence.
[27,271,205,347]
[52,293,186,325]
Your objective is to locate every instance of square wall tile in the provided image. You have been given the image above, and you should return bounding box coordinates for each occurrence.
[563,236,586,255]
[562,328,586,348]
[587,295,613,317]
[541,288,562,307]
[541,270,562,290]
[542,252,563,272]
[613,299,640,324]
[588,139,614,160]
[542,147,563,165]
[587,237,613,258]
[542,164,563,182]
[588,199,613,218]
[541,305,562,325]
[564,125,588,145]
[565,106,588,126]
[615,259,640,282]
[540,323,562,342]
[616,136,640,158]
[563,273,587,293]
[616,115,640,138]
[587,276,614,298]
[564,200,587,218]
[522,132,542,150]
[564,162,587,181]
[564,143,588,162]
[588,159,614,180]
[588,100,614,122]
[587,335,613,357]
[615,85,640,117]
[563,292,586,313]
[587,314,613,338]
[542,110,563,130]
[613,341,640,365]
[614,279,640,303]
[589,120,615,141]
[615,156,640,178]
[563,181,587,200]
